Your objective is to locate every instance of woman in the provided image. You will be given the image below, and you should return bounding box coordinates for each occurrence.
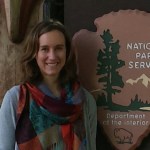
[0,20,97,150]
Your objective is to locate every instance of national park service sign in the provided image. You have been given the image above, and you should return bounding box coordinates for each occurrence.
[73,10,150,150]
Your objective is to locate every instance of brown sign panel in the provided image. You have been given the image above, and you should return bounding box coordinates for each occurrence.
[73,10,150,150]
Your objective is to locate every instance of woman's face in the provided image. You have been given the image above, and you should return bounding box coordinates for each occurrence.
[36,30,66,79]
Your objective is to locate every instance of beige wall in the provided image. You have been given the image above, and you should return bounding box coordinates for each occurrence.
[0,0,43,103]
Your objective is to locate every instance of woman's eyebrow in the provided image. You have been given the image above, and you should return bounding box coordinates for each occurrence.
[39,45,48,48]
[56,44,65,47]
[40,44,65,47]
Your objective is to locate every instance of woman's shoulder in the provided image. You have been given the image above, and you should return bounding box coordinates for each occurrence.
[82,87,96,108]
[82,88,95,100]
[1,85,20,108]
[6,85,20,98]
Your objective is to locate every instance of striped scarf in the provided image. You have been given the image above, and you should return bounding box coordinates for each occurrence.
[15,82,86,150]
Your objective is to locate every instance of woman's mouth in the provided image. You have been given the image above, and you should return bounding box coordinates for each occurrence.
[46,62,58,67]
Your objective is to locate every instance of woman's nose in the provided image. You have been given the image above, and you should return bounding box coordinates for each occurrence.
[48,49,56,59]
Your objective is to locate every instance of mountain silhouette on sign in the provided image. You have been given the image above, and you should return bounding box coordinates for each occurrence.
[126,74,150,87]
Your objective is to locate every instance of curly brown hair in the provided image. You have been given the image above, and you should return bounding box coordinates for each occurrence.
[20,20,78,86]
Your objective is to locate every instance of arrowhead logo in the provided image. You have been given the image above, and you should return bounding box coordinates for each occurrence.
[73,10,150,150]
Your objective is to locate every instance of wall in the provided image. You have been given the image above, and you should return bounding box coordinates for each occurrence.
[64,0,150,37]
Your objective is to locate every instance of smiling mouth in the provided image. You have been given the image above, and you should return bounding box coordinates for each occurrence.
[46,63,58,66]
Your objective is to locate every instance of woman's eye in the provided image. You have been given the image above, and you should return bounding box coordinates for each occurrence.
[56,48,62,51]
[41,48,48,52]
[56,46,64,51]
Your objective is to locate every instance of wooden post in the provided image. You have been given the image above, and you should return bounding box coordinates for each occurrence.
[0,0,43,103]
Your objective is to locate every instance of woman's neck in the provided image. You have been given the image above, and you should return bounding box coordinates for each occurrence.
[43,76,61,97]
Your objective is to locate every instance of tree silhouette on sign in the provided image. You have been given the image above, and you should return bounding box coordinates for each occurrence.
[97,29,125,108]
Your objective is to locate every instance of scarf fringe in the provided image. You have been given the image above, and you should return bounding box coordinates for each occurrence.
[48,141,64,150]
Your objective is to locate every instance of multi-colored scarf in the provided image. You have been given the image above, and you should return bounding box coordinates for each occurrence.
[15,82,86,150]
